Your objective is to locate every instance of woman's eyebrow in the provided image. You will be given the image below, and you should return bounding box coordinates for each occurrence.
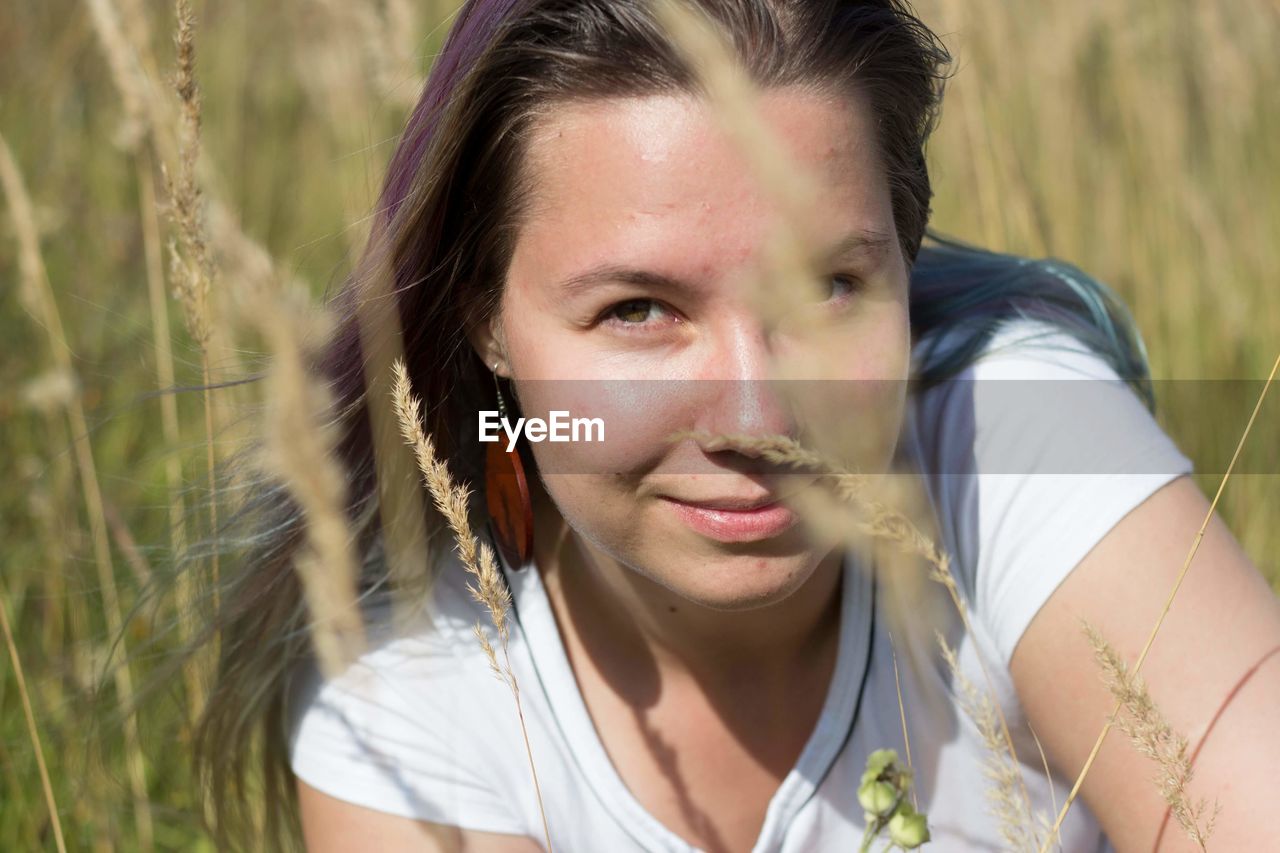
[558,265,691,298]
[556,229,893,297]
[820,229,894,265]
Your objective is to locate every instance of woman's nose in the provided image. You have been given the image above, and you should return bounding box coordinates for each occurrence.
[698,317,802,446]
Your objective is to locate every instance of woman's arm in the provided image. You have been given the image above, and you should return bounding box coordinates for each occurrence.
[1010,474,1280,851]
[298,780,545,853]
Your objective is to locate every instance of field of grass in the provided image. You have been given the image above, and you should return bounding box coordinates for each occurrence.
[1,0,1276,849]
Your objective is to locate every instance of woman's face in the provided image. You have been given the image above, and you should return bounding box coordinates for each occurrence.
[471,86,911,610]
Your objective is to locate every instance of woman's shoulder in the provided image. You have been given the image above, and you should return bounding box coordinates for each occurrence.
[906,315,1170,477]
[285,549,534,832]
[903,315,1194,667]
[289,545,522,723]
[912,314,1127,385]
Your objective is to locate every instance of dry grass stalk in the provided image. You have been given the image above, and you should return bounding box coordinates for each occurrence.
[650,0,894,482]
[390,359,554,853]
[163,0,223,619]
[668,428,1039,836]
[670,432,957,595]
[939,634,1048,852]
[649,0,823,304]
[1040,352,1278,851]
[1026,722,1060,847]
[1082,623,1219,850]
[166,0,213,348]
[308,0,422,111]
[0,129,156,851]
[670,432,947,576]
[85,0,182,180]
[84,0,262,380]
[115,0,153,56]
[285,0,434,635]
[138,151,205,717]
[138,157,186,558]
[89,0,209,720]
[889,633,919,811]
[84,0,151,150]
[248,285,351,853]
[85,0,346,407]
[648,0,832,384]
[86,0,284,287]
[0,582,68,853]
[206,202,289,297]
[253,291,367,680]
[350,245,432,636]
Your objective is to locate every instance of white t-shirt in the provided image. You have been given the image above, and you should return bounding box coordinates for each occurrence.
[288,317,1194,851]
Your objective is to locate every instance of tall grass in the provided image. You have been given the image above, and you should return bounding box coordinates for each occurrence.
[0,0,1276,848]
[392,360,555,852]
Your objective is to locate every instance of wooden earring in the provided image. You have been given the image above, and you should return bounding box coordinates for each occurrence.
[484,363,534,569]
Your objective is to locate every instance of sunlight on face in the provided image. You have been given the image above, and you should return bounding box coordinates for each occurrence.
[488,86,911,609]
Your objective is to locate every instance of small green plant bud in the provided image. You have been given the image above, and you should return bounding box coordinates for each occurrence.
[887,805,930,849]
[864,748,899,778]
[857,779,898,817]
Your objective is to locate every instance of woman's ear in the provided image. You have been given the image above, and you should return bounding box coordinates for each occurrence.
[465,310,509,377]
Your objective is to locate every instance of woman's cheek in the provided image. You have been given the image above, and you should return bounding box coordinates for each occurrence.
[511,376,693,477]
[781,307,911,474]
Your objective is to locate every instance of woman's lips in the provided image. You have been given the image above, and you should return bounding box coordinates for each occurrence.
[661,497,800,543]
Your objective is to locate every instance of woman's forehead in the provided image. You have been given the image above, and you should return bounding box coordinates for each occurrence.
[517,87,894,254]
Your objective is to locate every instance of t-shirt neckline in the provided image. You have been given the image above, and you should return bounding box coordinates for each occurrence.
[496,534,877,853]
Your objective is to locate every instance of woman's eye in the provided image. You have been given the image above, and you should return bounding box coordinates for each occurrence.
[824,274,861,304]
[597,278,857,332]
[601,298,674,328]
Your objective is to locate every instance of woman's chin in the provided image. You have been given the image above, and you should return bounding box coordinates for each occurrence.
[647,552,824,612]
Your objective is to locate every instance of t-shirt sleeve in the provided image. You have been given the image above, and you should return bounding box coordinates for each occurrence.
[917,318,1195,667]
[287,628,531,836]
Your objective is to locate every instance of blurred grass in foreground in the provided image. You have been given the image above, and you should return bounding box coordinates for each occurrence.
[1,0,1276,848]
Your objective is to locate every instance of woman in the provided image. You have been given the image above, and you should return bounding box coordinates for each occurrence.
[195,1,1280,850]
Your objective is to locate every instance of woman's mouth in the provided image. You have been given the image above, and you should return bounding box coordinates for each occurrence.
[660,496,800,543]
